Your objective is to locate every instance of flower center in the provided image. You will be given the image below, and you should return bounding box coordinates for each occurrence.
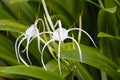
[52,28,68,41]
[25,24,38,37]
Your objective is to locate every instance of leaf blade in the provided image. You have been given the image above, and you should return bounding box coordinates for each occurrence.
[0,65,64,80]
[61,44,120,79]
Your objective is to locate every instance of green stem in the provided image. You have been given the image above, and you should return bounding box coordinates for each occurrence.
[78,13,82,44]
[98,0,104,8]
[101,71,108,80]
[41,0,54,31]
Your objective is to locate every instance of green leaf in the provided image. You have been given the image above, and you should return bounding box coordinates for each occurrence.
[10,0,29,3]
[115,0,120,6]
[0,65,64,80]
[75,63,93,80]
[61,44,120,80]
[97,3,120,67]
[98,32,120,40]
[0,3,13,19]
[104,0,116,8]
[0,52,17,65]
[103,7,117,13]
[98,6,116,33]
[46,60,70,78]
[86,0,101,8]
[0,19,26,33]
[0,34,18,65]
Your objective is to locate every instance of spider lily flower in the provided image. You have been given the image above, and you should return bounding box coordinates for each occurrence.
[40,20,97,74]
[15,18,44,66]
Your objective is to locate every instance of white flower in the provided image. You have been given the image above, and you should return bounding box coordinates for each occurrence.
[40,20,97,74]
[15,18,44,66]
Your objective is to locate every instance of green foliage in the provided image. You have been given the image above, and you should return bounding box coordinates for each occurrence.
[0,65,64,80]
[61,44,120,80]
[0,0,120,80]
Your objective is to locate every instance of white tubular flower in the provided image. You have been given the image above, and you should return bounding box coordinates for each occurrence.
[40,20,97,75]
[15,18,45,66]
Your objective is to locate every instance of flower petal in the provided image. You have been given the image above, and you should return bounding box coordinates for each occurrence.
[41,39,54,70]
[26,37,32,65]
[68,28,97,48]
[18,37,29,66]
[15,34,24,63]
[67,36,82,62]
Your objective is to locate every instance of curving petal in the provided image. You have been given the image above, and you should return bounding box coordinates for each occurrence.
[38,31,53,52]
[53,20,62,28]
[35,18,46,31]
[39,31,53,35]
[15,34,24,63]
[18,37,29,66]
[26,37,32,65]
[37,35,41,53]
[41,39,54,70]
[67,36,82,62]
[21,36,36,65]
[21,36,36,53]
[68,28,97,48]
[35,27,42,53]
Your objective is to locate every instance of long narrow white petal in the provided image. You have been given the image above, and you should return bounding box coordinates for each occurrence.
[41,39,54,70]
[38,31,53,53]
[39,31,53,35]
[35,28,42,53]
[29,36,36,43]
[21,36,35,53]
[39,31,57,50]
[35,18,46,31]
[58,41,62,75]
[67,36,82,62]
[26,37,32,65]
[15,34,24,63]
[68,28,97,48]
[18,37,29,66]
[54,20,61,28]
[21,37,35,65]
[38,35,57,61]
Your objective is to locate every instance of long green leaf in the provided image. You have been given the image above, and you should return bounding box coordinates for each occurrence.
[61,44,120,80]
[86,0,101,8]
[103,7,117,13]
[75,63,93,80]
[0,19,26,33]
[10,0,29,3]
[98,32,120,40]
[0,65,64,80]
[46,60,70,78]
[0,52,18,65]
[0,34,17,65]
